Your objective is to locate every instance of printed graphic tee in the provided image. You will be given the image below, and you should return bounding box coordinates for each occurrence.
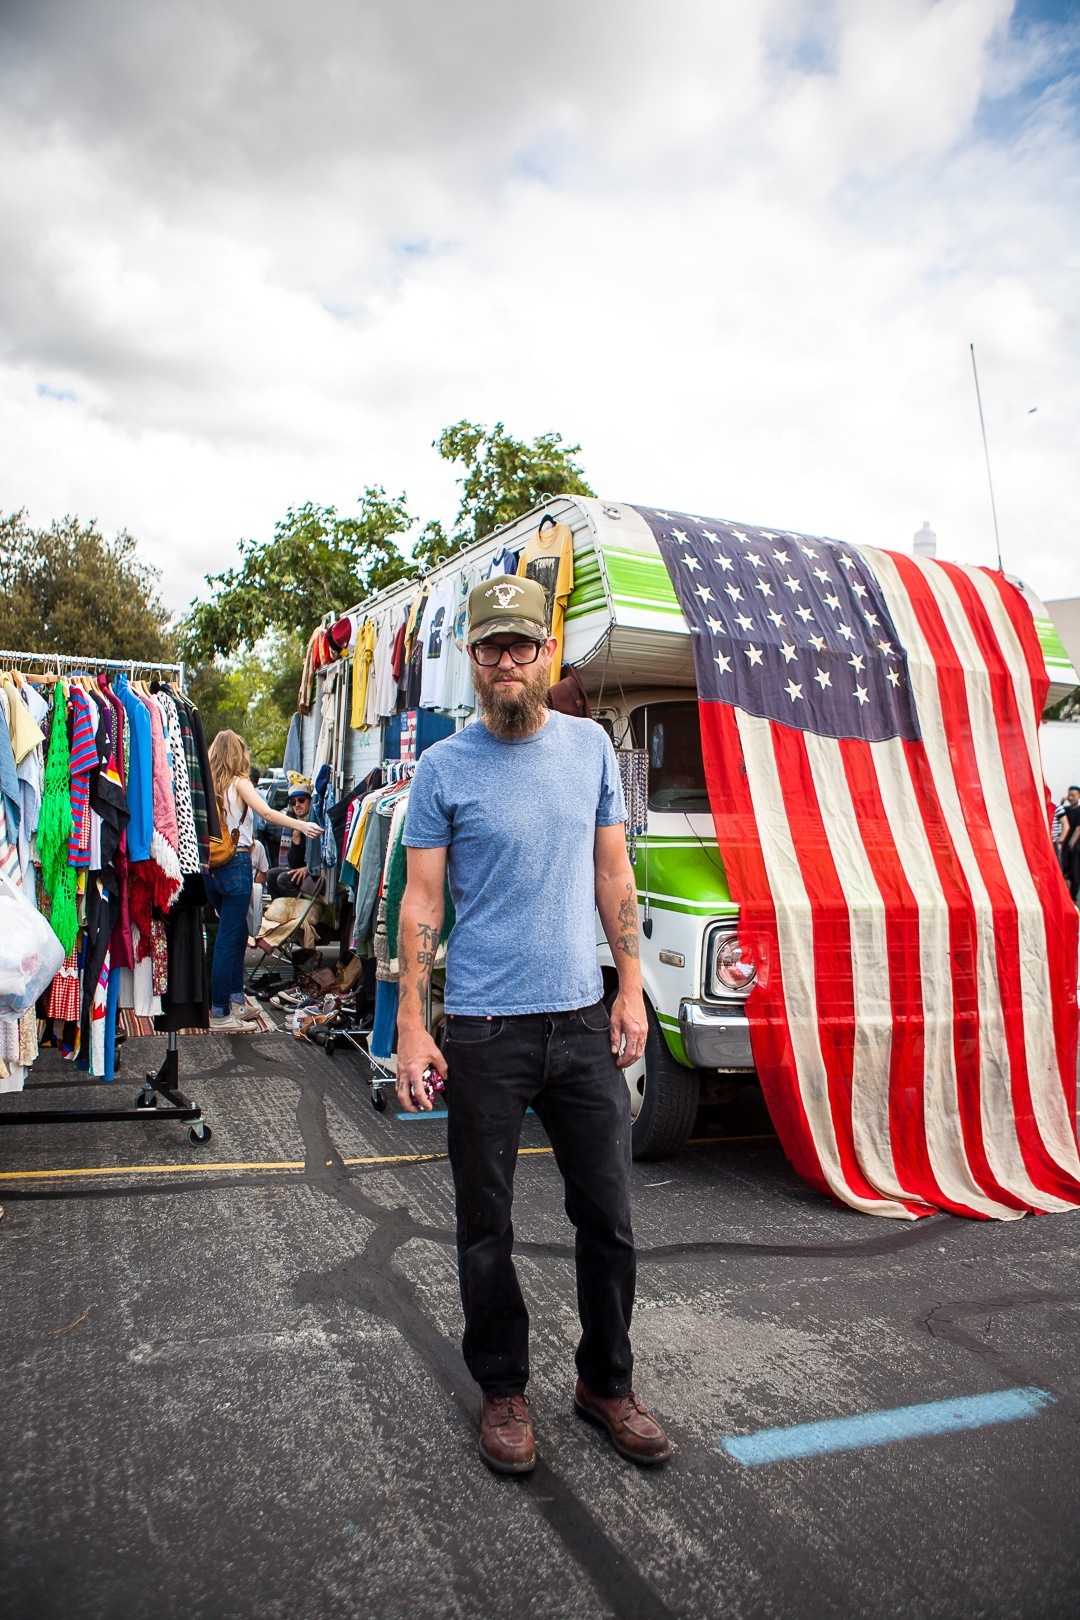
[419,577,456,709]
[517,522,575,683]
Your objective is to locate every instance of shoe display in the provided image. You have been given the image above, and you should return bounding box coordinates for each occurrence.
[478,1394,535,1475]
[573,1380,671,1465]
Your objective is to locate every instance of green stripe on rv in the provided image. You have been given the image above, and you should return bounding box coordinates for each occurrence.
[632,838,733,910]
[601,548,684,615]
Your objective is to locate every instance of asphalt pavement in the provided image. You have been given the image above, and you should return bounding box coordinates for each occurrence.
[1,1031,1078,1620]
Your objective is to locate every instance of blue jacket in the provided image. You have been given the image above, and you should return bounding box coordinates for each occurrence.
[115,676,153,861]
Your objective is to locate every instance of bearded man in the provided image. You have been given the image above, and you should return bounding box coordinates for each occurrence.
[397,573,671,1475]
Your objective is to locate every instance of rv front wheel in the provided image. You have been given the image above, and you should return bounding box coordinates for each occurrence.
[608,994,699,1161]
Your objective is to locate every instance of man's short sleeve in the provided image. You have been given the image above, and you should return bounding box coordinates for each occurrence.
[403,752,452,848]
[596,733,627,827]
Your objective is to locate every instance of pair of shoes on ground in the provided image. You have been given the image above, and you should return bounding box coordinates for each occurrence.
[478,1381,671,1476]
[210,1000,263,1033]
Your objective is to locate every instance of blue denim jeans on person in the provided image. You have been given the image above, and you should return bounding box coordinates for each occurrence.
[444,1001,636,1399]
[205,850,253,1017]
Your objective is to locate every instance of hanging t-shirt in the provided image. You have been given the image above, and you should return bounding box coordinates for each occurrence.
[419,577,456,710]
[444,565,478,714]
[373,609,402,719]
[486,546,519,578]
[517,521,575,684]
[350,618,376,728]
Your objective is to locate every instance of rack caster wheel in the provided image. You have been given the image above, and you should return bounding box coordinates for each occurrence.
[135,1092,156,1110]
[324,1034,336,1056]
[371,1087,388,1113]
[188,1123,213,1146]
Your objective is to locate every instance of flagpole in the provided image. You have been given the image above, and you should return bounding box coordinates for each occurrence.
[969,342,1004,573]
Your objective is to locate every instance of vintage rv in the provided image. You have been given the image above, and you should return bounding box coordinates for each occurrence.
[294,497,1078,1159]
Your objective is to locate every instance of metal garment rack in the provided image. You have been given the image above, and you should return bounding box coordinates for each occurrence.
[0,648,211,1146]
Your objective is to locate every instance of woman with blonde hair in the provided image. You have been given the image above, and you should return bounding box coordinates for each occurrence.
[206,730,321,1030]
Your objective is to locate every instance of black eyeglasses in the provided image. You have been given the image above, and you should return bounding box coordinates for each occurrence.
[471,640,543,667]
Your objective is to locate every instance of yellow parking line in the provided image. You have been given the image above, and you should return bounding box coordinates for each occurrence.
[0,1135,772,1186]
[0,1160,306,1183]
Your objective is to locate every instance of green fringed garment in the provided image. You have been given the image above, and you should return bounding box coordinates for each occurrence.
[38,688,79,953]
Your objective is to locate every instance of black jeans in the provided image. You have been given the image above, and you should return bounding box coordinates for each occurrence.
[444,1001,636,1399]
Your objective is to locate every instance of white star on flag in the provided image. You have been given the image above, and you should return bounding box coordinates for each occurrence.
[814,668,832,689]
[730,530,749,543]
[745,644,763,666]
[682,554,702,572]
[694,584,714,603]
[812,567,831,584]
[746,551,763,567]
[848,652,865,672]
[837,623,854,640]
[706,615,725,635]
[783,575,803,593]
[715,553,734,572]
[715,651,732,673]
[886,667,901,686]
[725,583,743,602]
[735,612,754,632]
[824,592,841,611]
[755,579,774,597]
[800,545,818,558]
[854,685,869,704]
[772,549,790,564]
[780,642,797,663]
[785,679,804,702]
[767,609,786,629]
[795,605,814,622]
[672,528,689,543]
[809,633,827,651]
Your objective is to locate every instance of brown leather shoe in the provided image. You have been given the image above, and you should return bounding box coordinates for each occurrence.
[574,1380,672,1465]
[478,1394,535,1475]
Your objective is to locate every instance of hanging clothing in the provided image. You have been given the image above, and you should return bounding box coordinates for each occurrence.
[374,609,403,719]
[418,577,456,710]
[350,618,377,729]
[487,546,520,578]
[283,710,303,774]
[517,521,575,682]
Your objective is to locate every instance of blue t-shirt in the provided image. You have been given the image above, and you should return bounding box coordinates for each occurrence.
[403,711,627,1015]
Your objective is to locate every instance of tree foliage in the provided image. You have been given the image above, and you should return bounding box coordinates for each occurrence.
[0,511,173,663]
[433,420,595,547]
[187,633,304,770]
[181,487,414,661]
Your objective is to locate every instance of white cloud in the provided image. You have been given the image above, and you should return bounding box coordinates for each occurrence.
[0,0,1077,615]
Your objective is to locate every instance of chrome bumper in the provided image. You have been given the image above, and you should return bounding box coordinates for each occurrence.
[678,999,755,1071]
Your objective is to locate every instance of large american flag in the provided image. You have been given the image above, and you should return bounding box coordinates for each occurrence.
[636,506,1080,1220]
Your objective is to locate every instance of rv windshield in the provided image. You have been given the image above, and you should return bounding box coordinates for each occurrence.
[629,703,710,813]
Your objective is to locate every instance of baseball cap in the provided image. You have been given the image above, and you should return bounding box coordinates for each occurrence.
[467,574,549,645]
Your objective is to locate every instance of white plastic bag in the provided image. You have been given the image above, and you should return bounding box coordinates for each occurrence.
[0,871,66,1017]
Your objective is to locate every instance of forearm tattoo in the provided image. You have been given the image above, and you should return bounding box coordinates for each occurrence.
[410,920,439,1015]
[614,882,640,959]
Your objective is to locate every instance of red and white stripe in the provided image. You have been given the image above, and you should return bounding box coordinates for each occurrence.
[702,553,1080,1220]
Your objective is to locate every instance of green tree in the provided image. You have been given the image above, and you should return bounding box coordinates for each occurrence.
[420,420,595,557]
[181,486,414,661]
[0,510,173,662]
[187,634,302,769]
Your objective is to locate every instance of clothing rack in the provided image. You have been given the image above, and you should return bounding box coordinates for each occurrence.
[0,648,185,684]
[0,649,211,1146]
[0,1032,210,1144]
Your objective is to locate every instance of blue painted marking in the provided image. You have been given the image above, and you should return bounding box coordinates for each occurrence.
[393,1106,536,1122]
[720,1387,1055,1466]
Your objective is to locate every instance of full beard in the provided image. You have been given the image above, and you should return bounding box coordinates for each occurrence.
[476,664,551,739]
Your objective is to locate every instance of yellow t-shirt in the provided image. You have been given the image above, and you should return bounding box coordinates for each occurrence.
[517,522,575,683]
[350,619,377,729]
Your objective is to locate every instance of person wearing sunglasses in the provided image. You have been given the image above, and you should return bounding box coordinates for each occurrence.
[397,573,669,1476]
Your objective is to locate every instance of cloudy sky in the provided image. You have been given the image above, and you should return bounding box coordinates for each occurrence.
[1,0,1077,617]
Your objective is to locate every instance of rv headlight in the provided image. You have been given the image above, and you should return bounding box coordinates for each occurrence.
[707,929,756,997]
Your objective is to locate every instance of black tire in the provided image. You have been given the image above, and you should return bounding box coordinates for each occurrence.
[630,1002,699,1161]
[188,1124,212,1146]
[371,1086,388,1112]
[134,1092,155,1110]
